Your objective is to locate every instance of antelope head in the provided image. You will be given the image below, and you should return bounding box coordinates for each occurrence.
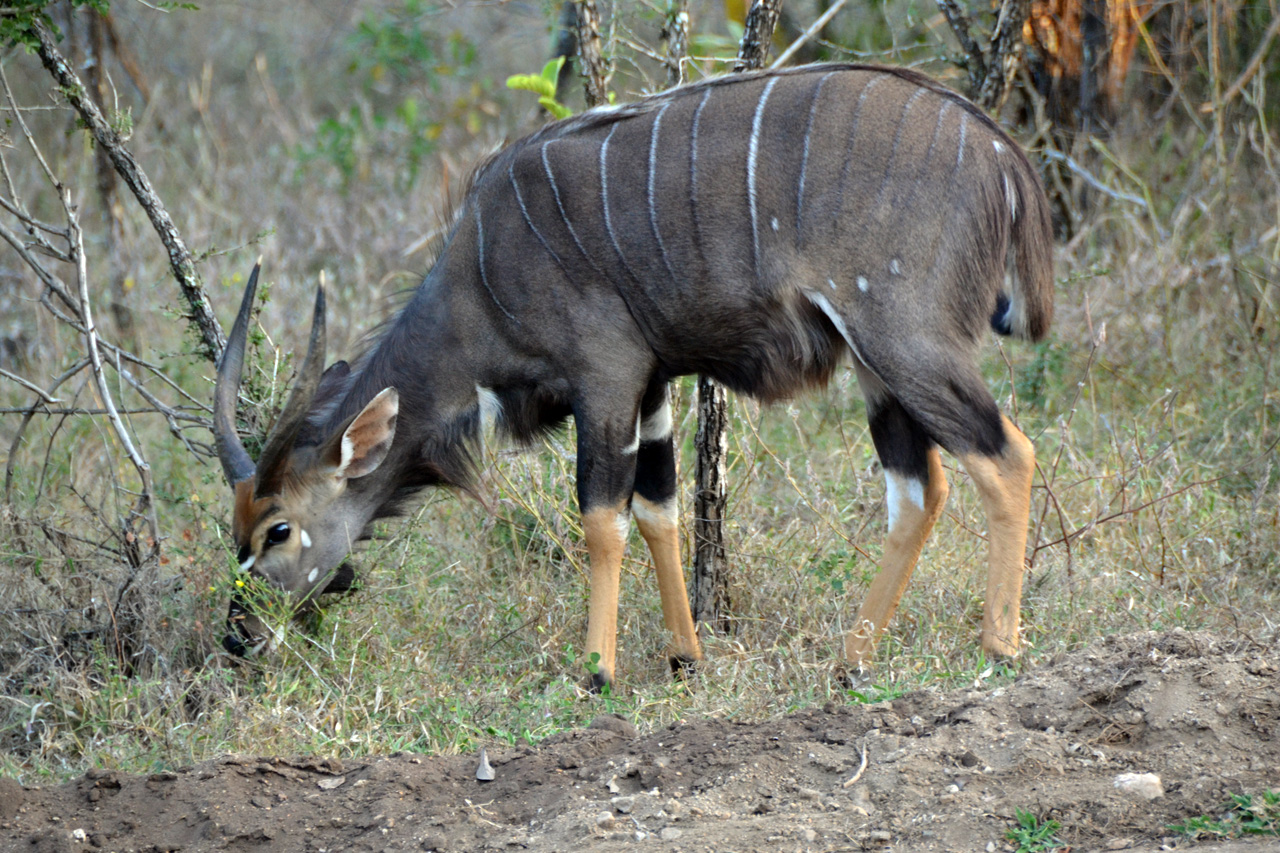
[214,264,400,656]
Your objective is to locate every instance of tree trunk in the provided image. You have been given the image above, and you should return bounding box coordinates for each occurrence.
[690,0,784,633]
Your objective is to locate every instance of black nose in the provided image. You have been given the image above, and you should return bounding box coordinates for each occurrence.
[223,632,249,656]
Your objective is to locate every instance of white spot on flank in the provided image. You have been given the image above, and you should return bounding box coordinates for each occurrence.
[239,554,256,571]
[828,278,838,291]
[300,529,312,549]
[890,258,902,275]
[640,395,673,442]
[885,471,926,532]
[993,140,1006,153]
[956,114,968,168]
[857,276,869,293]
[805,291,867,367]
[770,217,779,232]
[307,567,319,584]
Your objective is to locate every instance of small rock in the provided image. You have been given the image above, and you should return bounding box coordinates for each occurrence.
[799,828,818,842]
[1105,838,1136,850]
[605,775,621,794]
[71,829,87,842]
[476,748,496,782]
[594,812,616,831]
[1113,772,1163,801]
[611,796,634,814]
[316,776,346,790]
[659,827,683,841]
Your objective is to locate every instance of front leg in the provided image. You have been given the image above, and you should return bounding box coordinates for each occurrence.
[575,405,640,692]
[582,503,630,691]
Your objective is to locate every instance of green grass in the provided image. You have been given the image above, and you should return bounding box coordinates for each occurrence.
[1006,808,1067,853]
[1169,791,1280,839]
[2,0,1279,785]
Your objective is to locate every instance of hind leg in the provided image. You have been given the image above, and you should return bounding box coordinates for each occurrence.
[883,360,1036,660]
[958,416,1035,658]
[844,368,950,669]
[632,383,702,675]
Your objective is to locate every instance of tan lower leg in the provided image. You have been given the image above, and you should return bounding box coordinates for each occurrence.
[582,505,629,685]
[959,416,1035,658]
[845,448,949,669]
[633,496,702,665]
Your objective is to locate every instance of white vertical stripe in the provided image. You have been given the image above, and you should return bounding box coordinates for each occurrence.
[748,77,779,278]
[508,163,568,278]
[647,103,679,282]
[473,205,515,321]
[600,124,635,274]
[956,113,969,169]
[689,87,712,250]
[541,141,604,274]
[796,71,835,234]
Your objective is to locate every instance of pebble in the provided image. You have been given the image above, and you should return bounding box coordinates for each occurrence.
[1113,772,1163,800]
[594,811,616,831]
[660,827,683,841]
[611,796,634,814]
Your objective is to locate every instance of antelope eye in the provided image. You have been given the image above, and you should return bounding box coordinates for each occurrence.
[265,522,291,546]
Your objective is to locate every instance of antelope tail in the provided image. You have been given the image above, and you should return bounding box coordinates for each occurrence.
[991,155,1055,342]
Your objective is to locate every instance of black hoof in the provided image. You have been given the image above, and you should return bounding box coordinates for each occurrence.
[586,669,612,695]
[669,655,699,681]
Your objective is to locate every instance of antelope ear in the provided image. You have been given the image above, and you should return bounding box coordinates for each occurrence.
[325,388,399,480]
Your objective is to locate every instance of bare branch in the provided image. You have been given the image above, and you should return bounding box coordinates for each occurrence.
[0,368,62,404]
[31,20,225,363]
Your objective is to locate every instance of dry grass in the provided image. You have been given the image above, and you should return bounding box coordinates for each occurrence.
[1,0,1277,782]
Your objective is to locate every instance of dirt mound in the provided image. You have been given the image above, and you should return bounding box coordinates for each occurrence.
[2,630,1276,852]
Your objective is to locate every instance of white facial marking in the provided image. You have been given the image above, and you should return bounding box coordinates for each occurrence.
[889,258,902,276]
[300,529,312,549]
[239,554,256,572]
[885,471,927,532]
[805,291,868,367]
[857,276,870,293]
[307,567,319,584]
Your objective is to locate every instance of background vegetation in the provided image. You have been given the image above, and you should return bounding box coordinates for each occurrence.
[0,0,1276,781]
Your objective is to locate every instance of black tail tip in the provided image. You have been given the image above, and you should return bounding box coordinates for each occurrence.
[990,293,1013,336]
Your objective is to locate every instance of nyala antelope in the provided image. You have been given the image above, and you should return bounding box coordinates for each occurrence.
[214,63,1053,688]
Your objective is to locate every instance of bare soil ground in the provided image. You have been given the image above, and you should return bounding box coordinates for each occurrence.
[2,630,1277,853]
